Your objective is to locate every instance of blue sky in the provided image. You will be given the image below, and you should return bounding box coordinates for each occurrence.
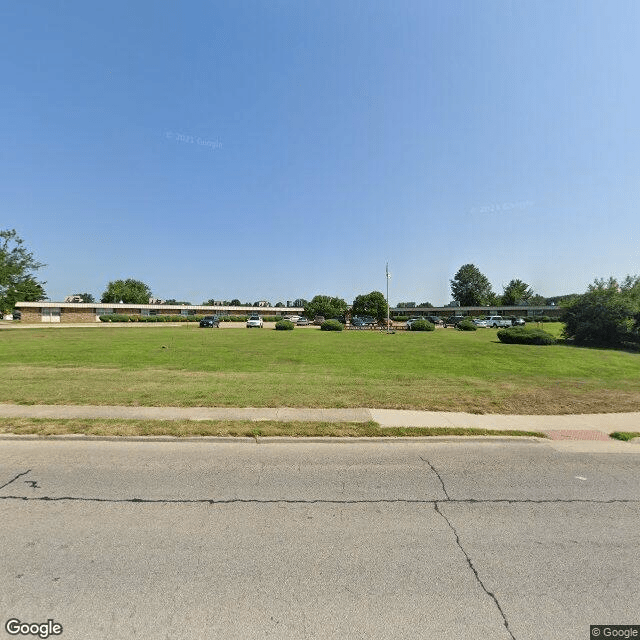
[2,1,639,306]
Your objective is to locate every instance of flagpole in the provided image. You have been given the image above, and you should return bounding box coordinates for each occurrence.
[386,263,390,333]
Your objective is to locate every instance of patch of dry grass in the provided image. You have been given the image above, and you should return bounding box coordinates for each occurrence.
[0,418,546,439]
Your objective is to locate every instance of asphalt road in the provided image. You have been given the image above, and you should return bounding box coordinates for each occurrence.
[1,440,639,640]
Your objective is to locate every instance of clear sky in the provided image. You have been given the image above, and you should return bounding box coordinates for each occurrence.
[2,1,639,306]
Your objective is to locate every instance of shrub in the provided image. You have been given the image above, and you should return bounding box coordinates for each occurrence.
[275,320,295,330]
[497,326,557,345]
[456,319,477,331]
[410,320,435,332]
[320,319,343,331]
[561,281,640,348]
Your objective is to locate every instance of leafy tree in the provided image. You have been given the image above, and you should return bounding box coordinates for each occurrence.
[164,299,191,305]
[529,294,547,306]
[418,301,434,308]
[71,292,95,303]
[561,276,640,347]
[450,264,494,306]
[275,302,284,307]
[0,229,46,312]
[304,295,349,320]
[230,299,241,306]
[397,302,416,308]
[501,279,533,306]
[101,279,153,304]
[352,291,387,322]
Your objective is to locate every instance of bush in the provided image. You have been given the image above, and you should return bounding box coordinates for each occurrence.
[456,319,477,331]
[561,281,640,348]
[410,320,435,332]
[275,320,295,330]
[320,319,343,331]
[497,326,557,345]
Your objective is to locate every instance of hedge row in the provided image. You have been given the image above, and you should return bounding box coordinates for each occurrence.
[497,326,557,345]
[98,314,284,323]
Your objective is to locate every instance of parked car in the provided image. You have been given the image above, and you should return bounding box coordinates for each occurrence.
[246,315,264,328]
[508,316,526,326]
[313,316,325,325]
[199,315,220,328]
[425,315,443,326]
[443,316,465,328]
[297,317,310,326]
[406,316,424,329]
[287,315,300,324]
[472,318,488,328]
[486,315,512,328]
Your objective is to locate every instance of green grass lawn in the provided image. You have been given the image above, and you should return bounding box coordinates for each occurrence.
[0,324,638,413]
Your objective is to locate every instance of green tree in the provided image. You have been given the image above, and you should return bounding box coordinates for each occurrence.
[0,229,46,312]
[352,291,387,322]
[450,264,494,306]
[501,279,533,305]
[73,292,95,303]
[304,295,348,320]
[561,276,640,347]
[101,279,153,304]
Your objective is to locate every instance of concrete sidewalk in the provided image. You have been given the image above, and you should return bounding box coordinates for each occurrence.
[0,403,638,440]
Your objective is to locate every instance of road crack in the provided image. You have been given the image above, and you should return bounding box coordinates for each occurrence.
[422,457,515,639]
[434,501,516,639]
[0,469,31,491]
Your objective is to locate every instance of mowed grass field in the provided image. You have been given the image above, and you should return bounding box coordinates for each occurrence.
[0,323,639,414]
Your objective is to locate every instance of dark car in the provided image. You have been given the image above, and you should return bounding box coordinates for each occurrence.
[425,315,443,326]
[351,316,377,327]
[11,310,22,320]
[443,315,464,328]
[199,315,220,328]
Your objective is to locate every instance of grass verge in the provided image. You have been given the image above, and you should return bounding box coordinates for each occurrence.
[610,432,640,442]
[0,418,546,439]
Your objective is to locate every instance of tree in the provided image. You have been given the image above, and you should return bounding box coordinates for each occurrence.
[352,291,387,322]
[71,292,95,303]
[396,302,416,308]
[304,295,348,320]
[418,301,434,308]
[101,279,153,304]
[561,276,640,347]
[450,264,494,306]
[0,229,46,312]
[501,279,533,306]
[164,299,191,305]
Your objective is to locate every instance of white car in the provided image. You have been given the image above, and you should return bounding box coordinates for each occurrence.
[473,318,488,328]
[288,315,300,324]
[246,315,263,328]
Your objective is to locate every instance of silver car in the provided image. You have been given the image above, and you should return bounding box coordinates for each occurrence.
[246,315,263,328]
